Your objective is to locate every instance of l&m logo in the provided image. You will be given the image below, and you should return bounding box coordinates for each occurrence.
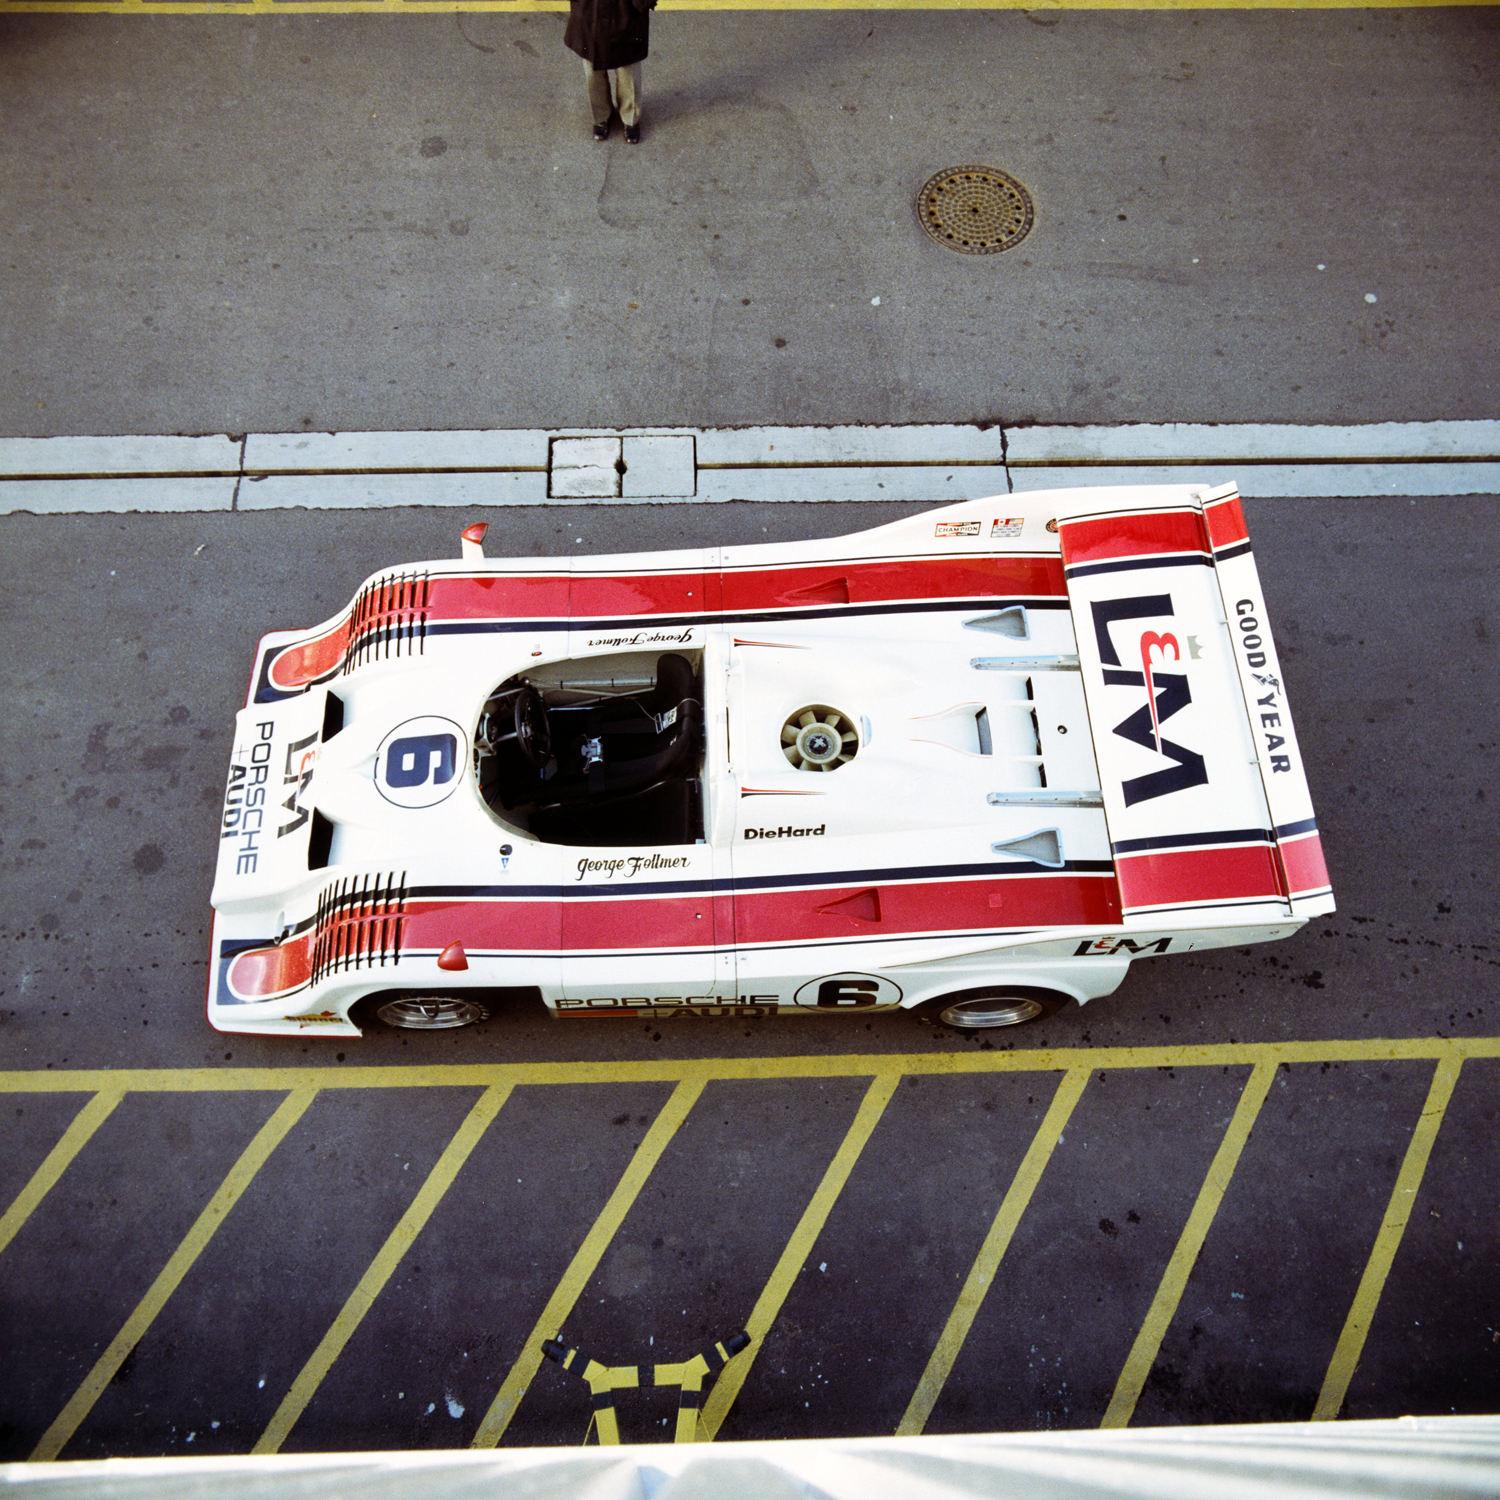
[1090,594,1209,806]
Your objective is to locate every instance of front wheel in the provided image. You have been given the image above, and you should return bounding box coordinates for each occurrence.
[375,995,491,1030]
[933,986,1071,1030]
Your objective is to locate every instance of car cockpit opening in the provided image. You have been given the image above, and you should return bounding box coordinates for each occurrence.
[474,649,706,848]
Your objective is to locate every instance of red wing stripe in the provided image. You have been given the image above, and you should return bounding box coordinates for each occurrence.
[1058,510,1211,567]
[1277,833,1331,898]
[1202,492,1250,551]
[1115,845,1285,913]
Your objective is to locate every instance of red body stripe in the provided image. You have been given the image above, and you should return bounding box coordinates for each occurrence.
[1115,844,1285,912]
[403,899,563,952]
[720,557,1065,610]
[1059,510,1210,566]
[1202,494,1250,550]
[734,875,1121,944]
[426,575,571,620]
[1277,833,1331,897]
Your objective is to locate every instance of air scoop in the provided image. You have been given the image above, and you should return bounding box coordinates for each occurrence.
[782,706,859,772]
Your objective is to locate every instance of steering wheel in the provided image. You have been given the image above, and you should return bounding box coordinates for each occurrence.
[514,686,552,766]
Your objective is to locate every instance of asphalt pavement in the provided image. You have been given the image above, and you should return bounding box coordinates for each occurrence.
[2,0,1498,1461]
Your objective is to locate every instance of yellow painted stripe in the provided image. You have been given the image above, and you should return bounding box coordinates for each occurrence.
[1100,1059,1275,1428]
[896,1065,1090,1436]
[699,1072,900,1441]
[30,1088,315,1463]
[2,0,1490,12]
[470,1078,704,1448]
[0,1091,125,1260]
[1311,1055,1462,1422]
[253,1083,510,1454]
[1,1037,1497,1097]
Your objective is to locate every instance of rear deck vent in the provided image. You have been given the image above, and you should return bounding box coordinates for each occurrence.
[964,607,1029,639]
[991,828,1064,867]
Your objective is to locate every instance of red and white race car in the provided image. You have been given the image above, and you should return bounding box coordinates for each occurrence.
[208,483,1332,1037]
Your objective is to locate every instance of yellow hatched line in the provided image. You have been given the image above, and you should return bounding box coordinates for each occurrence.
[0,1091,124,1260]
[699,1072,900,1441]
[30,1087,316,1463]
[896,1065,1091,1436]
[253,1083,511,1454]
[1,1037,1496,1097]
[1100,1059,1276,1428]
[1311,1055,1462,1422]
[470,1077,704,1448]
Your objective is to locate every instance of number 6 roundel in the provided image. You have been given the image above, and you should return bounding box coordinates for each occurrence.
[374,716,466,808]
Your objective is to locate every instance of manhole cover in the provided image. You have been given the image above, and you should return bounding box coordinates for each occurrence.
[917,166,1034,255]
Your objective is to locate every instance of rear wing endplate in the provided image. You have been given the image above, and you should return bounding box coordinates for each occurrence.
[1055,482,1334,925]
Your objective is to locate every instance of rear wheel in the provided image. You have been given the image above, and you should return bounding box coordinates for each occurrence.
[375,995,491,1030]
[934,987,1071,1030]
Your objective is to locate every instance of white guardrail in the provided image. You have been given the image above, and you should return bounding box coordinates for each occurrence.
[0,422,1496,513]
[4,1417,1500,1498]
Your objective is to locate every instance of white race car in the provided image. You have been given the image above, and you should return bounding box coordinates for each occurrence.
[208,483,1332,1037]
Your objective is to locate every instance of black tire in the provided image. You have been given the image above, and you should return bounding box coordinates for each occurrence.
[932,986,1072,1030]
[374,995,491,1030]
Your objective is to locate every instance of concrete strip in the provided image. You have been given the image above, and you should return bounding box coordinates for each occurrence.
[243,430,550,474]
[622,435,696,498]
[0,477,237,515]
[697,424,1004,467]
[549,466,620,500]
[1005,420,1500,464]
[1009,463,1500,498]
[0,434,240,478]
[235,473,550,509]
[696,465,1011,505]
[550,436,622,470]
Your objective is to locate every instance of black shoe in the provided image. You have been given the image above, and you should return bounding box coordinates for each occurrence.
[624,122,641,144]
[593,121,609,141]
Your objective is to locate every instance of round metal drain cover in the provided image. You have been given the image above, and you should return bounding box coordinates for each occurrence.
[917,166,1034,255]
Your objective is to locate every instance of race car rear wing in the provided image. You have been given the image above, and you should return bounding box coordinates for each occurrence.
[1055,482,1334,926]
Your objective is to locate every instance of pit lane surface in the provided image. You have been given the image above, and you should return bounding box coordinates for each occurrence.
[1,497,1497,1457]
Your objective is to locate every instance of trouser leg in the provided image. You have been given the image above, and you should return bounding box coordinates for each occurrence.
[584,60,613,126]
[614,62,642,127]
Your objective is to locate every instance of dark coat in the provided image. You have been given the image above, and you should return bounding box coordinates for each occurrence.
[565,0,653,71]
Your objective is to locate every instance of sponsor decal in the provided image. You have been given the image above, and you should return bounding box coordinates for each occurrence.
[791,971,903,1009]
[278,732,318,838]
[1250,667,1291,773]
[221,721,275,874]
[286,1010,344,1024]
[1074,936,1172,956]
[744,824,826,840]
[991,517,1024,538]
[575,852,691,881]
[374,716,466,808]
[935,520,982,539]
[585,628,698,649]
[558,995,777,1011]
[1091,595,1208,806]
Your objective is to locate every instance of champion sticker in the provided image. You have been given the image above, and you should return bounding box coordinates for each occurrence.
[935,520,982,538]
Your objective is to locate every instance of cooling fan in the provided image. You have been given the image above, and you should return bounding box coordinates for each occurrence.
[781,706,859,772]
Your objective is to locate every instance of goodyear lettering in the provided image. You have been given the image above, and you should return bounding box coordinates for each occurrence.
[1235,598,1268,669]
[1253,676,1292,773]
[744,824,826,840]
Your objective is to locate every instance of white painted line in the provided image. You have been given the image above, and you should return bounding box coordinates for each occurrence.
[1004,420,1500,464]
[242,430,549,473]
[696,466,1010,505]
[0,477,237,515]
[235,473,548,510]
[1010,463,1500,498]
[696,423,1004,467]
[0,434,240,478]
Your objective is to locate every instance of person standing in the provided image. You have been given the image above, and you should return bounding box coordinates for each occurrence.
[565,0,656,144]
